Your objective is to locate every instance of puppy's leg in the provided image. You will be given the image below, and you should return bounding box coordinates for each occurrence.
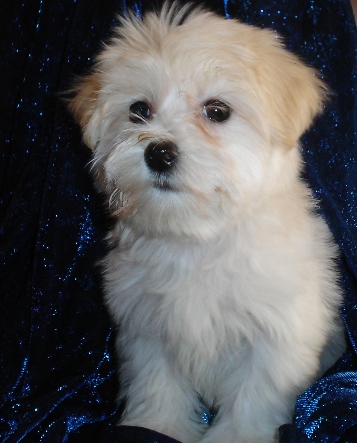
[119,337,207,443]
[200,337,320,443]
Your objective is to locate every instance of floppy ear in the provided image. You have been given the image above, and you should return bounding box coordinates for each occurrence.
[68,73,101,150]
[253,33,328,148]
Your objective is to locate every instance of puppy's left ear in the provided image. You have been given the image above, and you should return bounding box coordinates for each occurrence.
[256,39,328,148]
[68,73,101,150]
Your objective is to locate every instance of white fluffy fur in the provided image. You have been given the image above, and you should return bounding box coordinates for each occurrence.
[70,4,345,442]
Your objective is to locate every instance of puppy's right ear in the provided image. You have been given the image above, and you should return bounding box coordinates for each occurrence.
[68,73,101,150]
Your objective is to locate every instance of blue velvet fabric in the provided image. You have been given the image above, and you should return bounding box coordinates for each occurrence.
[1,0,356,441]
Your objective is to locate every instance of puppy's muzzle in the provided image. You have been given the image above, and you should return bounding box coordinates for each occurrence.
[144,141,179,173]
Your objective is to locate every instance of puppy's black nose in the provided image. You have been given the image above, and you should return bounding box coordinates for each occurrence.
[144,141,179,173]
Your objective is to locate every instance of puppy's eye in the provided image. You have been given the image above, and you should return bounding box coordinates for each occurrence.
[203,100,231,123]
[130,101,152,123]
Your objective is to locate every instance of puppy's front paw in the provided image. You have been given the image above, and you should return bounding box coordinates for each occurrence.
[199,422,278,443]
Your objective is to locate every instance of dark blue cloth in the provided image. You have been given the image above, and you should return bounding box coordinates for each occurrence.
[1,0,356,441]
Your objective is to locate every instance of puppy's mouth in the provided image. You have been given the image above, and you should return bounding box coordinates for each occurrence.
[153,174,177,192]
[155,182,175,191]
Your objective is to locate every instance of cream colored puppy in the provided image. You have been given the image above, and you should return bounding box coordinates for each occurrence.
[70,4,345,442]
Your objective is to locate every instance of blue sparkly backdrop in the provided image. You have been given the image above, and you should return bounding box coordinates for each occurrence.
[1,0,356,442]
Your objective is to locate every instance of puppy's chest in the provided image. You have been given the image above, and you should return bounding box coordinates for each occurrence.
[117,242,247,360]
[149,273,242,380]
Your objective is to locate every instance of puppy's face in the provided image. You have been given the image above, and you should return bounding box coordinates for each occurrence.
[70,5,326,241]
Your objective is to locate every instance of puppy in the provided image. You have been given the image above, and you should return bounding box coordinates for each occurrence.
[69,4,345,442]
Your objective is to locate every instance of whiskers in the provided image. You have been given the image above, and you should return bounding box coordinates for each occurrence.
[108,187,127,215]
[86,155,103,173]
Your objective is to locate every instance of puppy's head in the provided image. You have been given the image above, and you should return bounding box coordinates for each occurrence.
[69,3,327,241]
